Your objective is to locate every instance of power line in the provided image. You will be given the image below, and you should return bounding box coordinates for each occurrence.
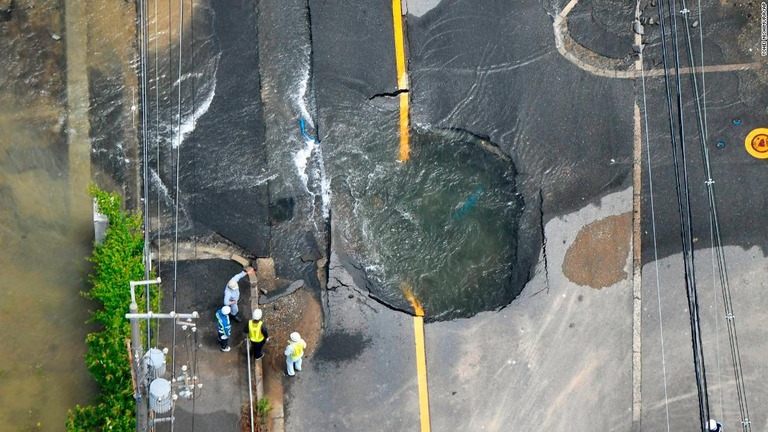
[708,207,725,418]
[189,0,199,428]
[139,0,150,285]
[171,0,185,430]
[676,0,752,428]
[134,1,206,430]
[138,0,154,353]
[657,0,710,428]
[696,0,708,140]
[639,47,672,432]
[154,0,162,285]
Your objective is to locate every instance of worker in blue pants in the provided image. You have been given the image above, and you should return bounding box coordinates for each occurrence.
[708,419,723,432]
[216,305,232,352]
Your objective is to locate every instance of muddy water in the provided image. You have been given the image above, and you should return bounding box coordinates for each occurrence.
[0,0,138,429]
[0,172,95,430]
[0,22,95,432]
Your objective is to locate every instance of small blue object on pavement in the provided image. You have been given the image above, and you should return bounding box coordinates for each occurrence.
[716,141,726,149]
[732,119,742,126]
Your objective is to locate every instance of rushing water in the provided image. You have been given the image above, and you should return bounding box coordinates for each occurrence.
[348,129,524,320]
[0,0,145,428]
[0,0,527,428]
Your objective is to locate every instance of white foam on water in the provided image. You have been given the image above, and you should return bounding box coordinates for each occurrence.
[172,54,221,149]
[172,71,205,87]
[293,135,317,193]
[316,144,331,220]
[291,57,313,129]
[290,48,332,221]
[149,168,175,207]
[293,135,332,222]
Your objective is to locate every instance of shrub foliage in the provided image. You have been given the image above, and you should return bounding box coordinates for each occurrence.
[67,186,158,431]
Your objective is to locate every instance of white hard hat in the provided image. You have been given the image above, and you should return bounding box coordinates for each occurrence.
[252,309,262,320]
[228,280,239,290]
[708,419,718,431]
[221,305,231,315]
[290,332,301,342]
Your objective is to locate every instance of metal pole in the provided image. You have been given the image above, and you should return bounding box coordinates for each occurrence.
[247,339,254,432]
[126,312,199,320]
[128,277,160,432]
[129,278,161,351]
[130,301,147,432]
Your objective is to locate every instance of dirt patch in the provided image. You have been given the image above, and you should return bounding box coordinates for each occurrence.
[562,212,631,289]
[261,288,322,371]
[240,402,266,432]
[257,287,322,430]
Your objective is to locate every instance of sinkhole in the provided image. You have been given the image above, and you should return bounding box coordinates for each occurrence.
[354,130,525,321]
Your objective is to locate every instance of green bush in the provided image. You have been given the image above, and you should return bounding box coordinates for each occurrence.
[256,398,273,426]
[67,186,160,431]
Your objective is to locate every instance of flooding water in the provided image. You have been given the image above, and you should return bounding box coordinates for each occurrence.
[348,130,524,320]
[0,0,137,429]
[2,0,525,427]
[0,27,94,432]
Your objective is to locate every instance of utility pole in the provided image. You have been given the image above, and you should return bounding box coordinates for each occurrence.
[128,278,161,432]
[127,278,200,432]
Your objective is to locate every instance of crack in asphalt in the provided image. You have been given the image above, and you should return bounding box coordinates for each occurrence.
[368,88,409,100]
[539,186,551,293]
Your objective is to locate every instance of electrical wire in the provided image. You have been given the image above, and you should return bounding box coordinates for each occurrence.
[138,0,153,353]
[191,328,199,431]
[139,2,160,428]
[708,211,725,418]
[696,0,708,140]
[171,0,184,430]
[657,0,710,428]
[189,2,198,429]
[694,0,726,416]
[676,0,752,428]
[154,0,162,285]
[140,0,150,283]
[703,146,752,431]
[639,49,672,432]
[137,0,160,427]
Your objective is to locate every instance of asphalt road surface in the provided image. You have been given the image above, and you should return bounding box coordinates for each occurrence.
[125,0,768,430]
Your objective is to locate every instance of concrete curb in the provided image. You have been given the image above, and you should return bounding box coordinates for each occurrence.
[231,254,270,429]
[552,0,761,79]
[254,257,285,432]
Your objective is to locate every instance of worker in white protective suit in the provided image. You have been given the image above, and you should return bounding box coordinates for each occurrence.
[284,332,307,377]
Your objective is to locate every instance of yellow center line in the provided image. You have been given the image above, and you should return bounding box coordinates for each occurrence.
[413,315,431,432]
[402,284,431,431]
[393,0,425,425]
[391,0,410,161]
[399,92,410,161]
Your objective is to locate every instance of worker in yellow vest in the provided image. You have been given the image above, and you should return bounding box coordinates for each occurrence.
[284,332,307,377]
[245,309,269,360]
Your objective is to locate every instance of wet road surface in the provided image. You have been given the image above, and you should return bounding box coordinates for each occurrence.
[14,0,765,429]
[133,0,768,430]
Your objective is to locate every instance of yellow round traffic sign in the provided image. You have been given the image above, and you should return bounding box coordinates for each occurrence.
[745,128,768,159]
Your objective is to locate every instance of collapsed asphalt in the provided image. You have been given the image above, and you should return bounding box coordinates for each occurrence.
[104,0,768,429]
